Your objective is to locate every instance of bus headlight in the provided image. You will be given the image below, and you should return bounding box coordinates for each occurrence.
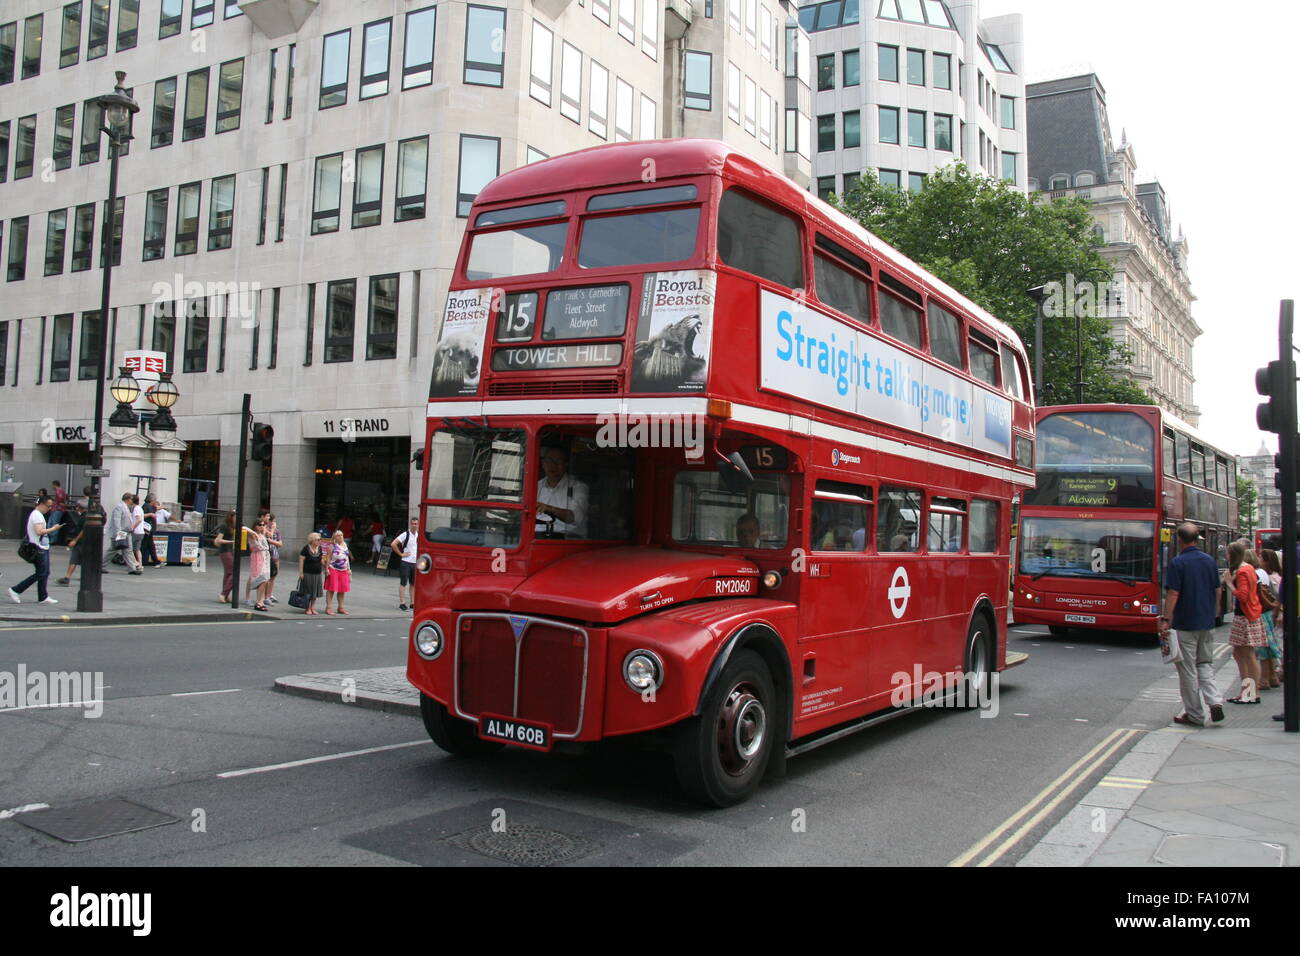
[416,554,432,574]
[414,622,444,660]
[762,570,783,589]
[623,650,663,693]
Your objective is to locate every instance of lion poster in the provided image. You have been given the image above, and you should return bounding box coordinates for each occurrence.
[429,288,491,397]
[631,270,716,393]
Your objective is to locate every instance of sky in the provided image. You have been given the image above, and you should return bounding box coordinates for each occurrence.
[978,0,1300,459]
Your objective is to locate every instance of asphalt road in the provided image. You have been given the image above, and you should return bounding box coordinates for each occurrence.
[0,617,1202,866]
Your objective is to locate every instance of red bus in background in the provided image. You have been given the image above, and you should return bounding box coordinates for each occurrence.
[1256,529,1281,553]
[408,140,1035,805]
[1013,405,1239,636]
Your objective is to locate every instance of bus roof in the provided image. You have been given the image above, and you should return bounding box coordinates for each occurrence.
[475,139,1027,354]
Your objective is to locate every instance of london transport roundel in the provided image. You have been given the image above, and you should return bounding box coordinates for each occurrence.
[888,566,911,619]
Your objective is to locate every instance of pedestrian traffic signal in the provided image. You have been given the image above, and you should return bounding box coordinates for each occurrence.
[251,422,274,461]
[1256,360,1293,434]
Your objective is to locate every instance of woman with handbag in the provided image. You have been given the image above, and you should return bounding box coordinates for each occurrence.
[323,530,352,615]
[246,519,272,611]
[1227,542,1266,703]
[297,533,325,615]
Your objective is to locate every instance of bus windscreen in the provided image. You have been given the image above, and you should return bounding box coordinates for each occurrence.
[1019,517,1155,582]
[1024,411,1155,508]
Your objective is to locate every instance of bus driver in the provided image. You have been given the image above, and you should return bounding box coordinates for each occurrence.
[536,445,589,538]
[735,513,761,548]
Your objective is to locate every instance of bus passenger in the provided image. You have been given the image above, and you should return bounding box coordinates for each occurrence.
[890,521,917,552]
[735,513,761,548]
[537,445,589,538]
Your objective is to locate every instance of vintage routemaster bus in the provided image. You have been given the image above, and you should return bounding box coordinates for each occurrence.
[1013,404,1239,637]
[409,139,1035,805]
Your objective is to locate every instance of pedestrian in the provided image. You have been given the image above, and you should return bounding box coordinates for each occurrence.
[242,510,270,607]
[8,494,62,605]
[50,480,68,545]
[105,492,141,573]
[391,517,420,610]
[57,499,88,586]
[1258,549,1284,689]
[323,530,352,615]
[368,515,386,565]
[1226,540,1266,704]
[130,494,147,571]
[264,513,283,605]
[141,494,161,567]
[214,511,237,603]
[297,532,325,615]
[246,518,272,611]
[1160,522,1225,727]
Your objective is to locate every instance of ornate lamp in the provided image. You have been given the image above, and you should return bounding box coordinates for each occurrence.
[97,71,140,139]
[147,372,180,432]
[108,366,141,427]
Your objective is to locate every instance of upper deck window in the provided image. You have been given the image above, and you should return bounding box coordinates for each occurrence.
[578,207,700,269]
[467,223,567,281]
[877,274,922,349]
[814,252,871,325]
[717,189,803,290]
[1027,411,1155,509]
[1000,343,1024,399]
[476,200,567,228]
[588,184,697,211]
[969,331,998,386]
[926,301,963,369]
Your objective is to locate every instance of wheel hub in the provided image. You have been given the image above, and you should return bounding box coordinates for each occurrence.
[716,683,766,776]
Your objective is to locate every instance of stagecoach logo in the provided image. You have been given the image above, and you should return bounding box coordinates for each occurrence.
[888,566,911,619]
[508,616,529,639]
[830,448,862,466]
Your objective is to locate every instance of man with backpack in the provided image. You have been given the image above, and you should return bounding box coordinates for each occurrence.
[391,517,421,611]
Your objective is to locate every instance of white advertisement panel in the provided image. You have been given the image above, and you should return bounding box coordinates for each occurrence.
[759,290,1012,458]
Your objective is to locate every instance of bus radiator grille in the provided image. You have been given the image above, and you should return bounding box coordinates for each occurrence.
[487,378,619,396]
[458,617,587,736]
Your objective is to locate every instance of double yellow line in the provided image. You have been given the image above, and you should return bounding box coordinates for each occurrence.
[948,727,1142,867]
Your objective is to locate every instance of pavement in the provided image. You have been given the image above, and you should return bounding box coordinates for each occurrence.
[275,628,1300,867]
[0,545,415,626]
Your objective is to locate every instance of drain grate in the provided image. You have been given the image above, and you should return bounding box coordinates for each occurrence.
[447,823,600,866]
[16,798,181,844]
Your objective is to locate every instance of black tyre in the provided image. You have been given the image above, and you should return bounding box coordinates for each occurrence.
[1048,625,1068,637]
[963,615,995,709]
[419,693,503,756]
[673,649,776,807]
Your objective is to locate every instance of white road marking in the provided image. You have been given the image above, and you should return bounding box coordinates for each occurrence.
[1073,718,1089,722]
[171,688,242,698]
[0,803,49,819]
[217,740,432,778]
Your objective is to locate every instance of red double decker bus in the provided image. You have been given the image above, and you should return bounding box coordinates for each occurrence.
[409,140,1035,805]
[1013,404,1239,636]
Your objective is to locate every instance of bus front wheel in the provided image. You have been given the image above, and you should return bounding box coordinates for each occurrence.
[419,694,503,757]
[674,650,776,807]
[963,615,995,708]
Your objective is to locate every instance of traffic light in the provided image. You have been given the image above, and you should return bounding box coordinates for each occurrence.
[1256,361,1291,434]
[250,422,274,461]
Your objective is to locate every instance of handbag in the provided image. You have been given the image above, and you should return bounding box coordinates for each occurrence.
[288,578,309,610]
[1259,582,1280,612]
[17,540,38,563]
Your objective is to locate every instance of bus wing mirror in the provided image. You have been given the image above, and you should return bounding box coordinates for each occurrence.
[717,451,755,494]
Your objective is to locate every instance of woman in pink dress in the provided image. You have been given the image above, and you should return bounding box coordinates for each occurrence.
[246,519,272,611]
[323,530,352,615]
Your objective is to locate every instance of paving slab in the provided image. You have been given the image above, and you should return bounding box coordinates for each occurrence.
[1153,833,1285,867]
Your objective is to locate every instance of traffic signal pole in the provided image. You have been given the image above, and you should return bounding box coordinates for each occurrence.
[232,393,250,614]
[1279,304,1297,733]
[1257,301,1297,732]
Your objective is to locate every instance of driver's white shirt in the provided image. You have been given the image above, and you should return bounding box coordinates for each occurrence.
[536,474,589,537]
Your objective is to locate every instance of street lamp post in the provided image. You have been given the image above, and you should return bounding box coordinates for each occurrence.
[78,72,140,614]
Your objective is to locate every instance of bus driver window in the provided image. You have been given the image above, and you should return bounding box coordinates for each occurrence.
[536,444,589,537]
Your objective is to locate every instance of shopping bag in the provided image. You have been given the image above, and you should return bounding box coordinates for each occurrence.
[1159,629,1182,665]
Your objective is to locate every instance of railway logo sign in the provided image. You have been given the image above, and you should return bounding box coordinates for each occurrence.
[888,566,911,619]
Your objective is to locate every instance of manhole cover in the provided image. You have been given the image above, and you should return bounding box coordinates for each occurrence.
[16,798,180,844]
[1155,834,1285,867]
[447,824,600,866]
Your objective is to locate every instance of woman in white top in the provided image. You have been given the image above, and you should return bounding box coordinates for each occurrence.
[130,495,146,575]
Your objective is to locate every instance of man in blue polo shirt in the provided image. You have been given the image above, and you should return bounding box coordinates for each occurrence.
[1160,522,1224,727]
